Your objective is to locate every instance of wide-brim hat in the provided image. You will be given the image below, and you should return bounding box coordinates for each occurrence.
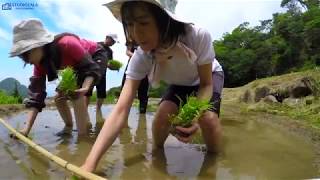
[9,18,54,57]
[103,0,190,24]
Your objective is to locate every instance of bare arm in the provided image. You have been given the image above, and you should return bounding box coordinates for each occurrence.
[82,76,94,89]
[82,78,140,171]
[126,43,134,58]
[75,76,94,96]
[20,107,39,136]
[197,63,213,100]
[126,49,134,58]
[20,76,46,136]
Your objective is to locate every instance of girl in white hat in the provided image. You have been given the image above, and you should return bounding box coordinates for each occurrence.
[81,0,224,172]
[10,19,103,137]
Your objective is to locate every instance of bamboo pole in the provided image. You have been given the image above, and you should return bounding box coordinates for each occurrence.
[0,118,106,180]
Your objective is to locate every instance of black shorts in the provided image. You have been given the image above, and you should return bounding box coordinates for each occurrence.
[161,71,224,116]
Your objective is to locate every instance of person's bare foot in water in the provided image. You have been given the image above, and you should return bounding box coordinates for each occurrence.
[80,163,95,173]
[19,128,29,136]
[55,126,73,136]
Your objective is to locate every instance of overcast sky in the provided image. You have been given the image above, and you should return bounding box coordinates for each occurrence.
[0,0,285,96]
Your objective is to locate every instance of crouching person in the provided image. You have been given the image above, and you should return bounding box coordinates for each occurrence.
[9,19,101,137]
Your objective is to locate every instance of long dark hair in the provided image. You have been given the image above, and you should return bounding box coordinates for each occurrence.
[121,1,187,47]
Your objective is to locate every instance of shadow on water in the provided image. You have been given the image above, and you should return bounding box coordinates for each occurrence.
[0,104,319,179]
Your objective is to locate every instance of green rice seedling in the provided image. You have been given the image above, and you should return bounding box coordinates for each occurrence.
[57,67,78,97]
[70,175,80,180]
[108,59,123,71]
[169,96,213,127]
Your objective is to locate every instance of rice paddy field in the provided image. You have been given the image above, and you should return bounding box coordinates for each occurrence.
[0,103,319,179]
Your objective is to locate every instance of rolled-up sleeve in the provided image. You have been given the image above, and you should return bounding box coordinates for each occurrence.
[24,76,47,112]
[73,54,101,86]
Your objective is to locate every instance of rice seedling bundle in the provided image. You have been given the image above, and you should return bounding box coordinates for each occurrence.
[57,67,78,96]
[108,59,123,71]
[169,96,213,127]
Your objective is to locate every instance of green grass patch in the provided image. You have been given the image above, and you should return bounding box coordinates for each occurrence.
[0,90,21,104]
[131,99,158,112]
[223,67,320,129]
[247,97,320,129]
[89,91,117,104]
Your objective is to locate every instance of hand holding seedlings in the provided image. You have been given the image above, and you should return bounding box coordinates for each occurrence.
[56,67,78,98]
[174,123,200,143]
[169,96,213,127]
[74,87,90,97]
[169,96,212,142]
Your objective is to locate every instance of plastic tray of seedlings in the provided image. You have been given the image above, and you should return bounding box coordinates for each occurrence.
[108,59,123,71]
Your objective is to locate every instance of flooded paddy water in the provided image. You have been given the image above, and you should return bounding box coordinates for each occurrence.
[0,104,319,180]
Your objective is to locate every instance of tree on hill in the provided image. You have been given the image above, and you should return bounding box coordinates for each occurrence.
[12,82,23,103]
[214,1,320,87]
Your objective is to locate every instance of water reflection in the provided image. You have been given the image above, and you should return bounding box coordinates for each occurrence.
[119,114,149,179]
[0,105,319,179]
[108,111,218,179]
[0,138,29,179]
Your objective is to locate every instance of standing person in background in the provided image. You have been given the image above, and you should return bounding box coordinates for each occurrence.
[9,18,102,137]
[85,34,118,112]
[121,39,149,114]
[81,0,224,172]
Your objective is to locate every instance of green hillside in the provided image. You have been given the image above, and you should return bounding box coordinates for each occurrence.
[0,78,28,98]
[223,67,320,129]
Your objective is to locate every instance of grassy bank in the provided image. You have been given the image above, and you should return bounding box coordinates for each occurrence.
[223,67,320,129]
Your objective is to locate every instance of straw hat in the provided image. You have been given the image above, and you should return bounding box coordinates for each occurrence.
[9,18,54,57]
[104,0,189,24]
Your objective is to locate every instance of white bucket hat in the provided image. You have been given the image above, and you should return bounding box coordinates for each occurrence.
[103,0,190,24]
[106,33,119,43]
[9,18,54,57]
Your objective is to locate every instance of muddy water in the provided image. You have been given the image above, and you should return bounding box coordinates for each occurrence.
[0,104,319,180]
